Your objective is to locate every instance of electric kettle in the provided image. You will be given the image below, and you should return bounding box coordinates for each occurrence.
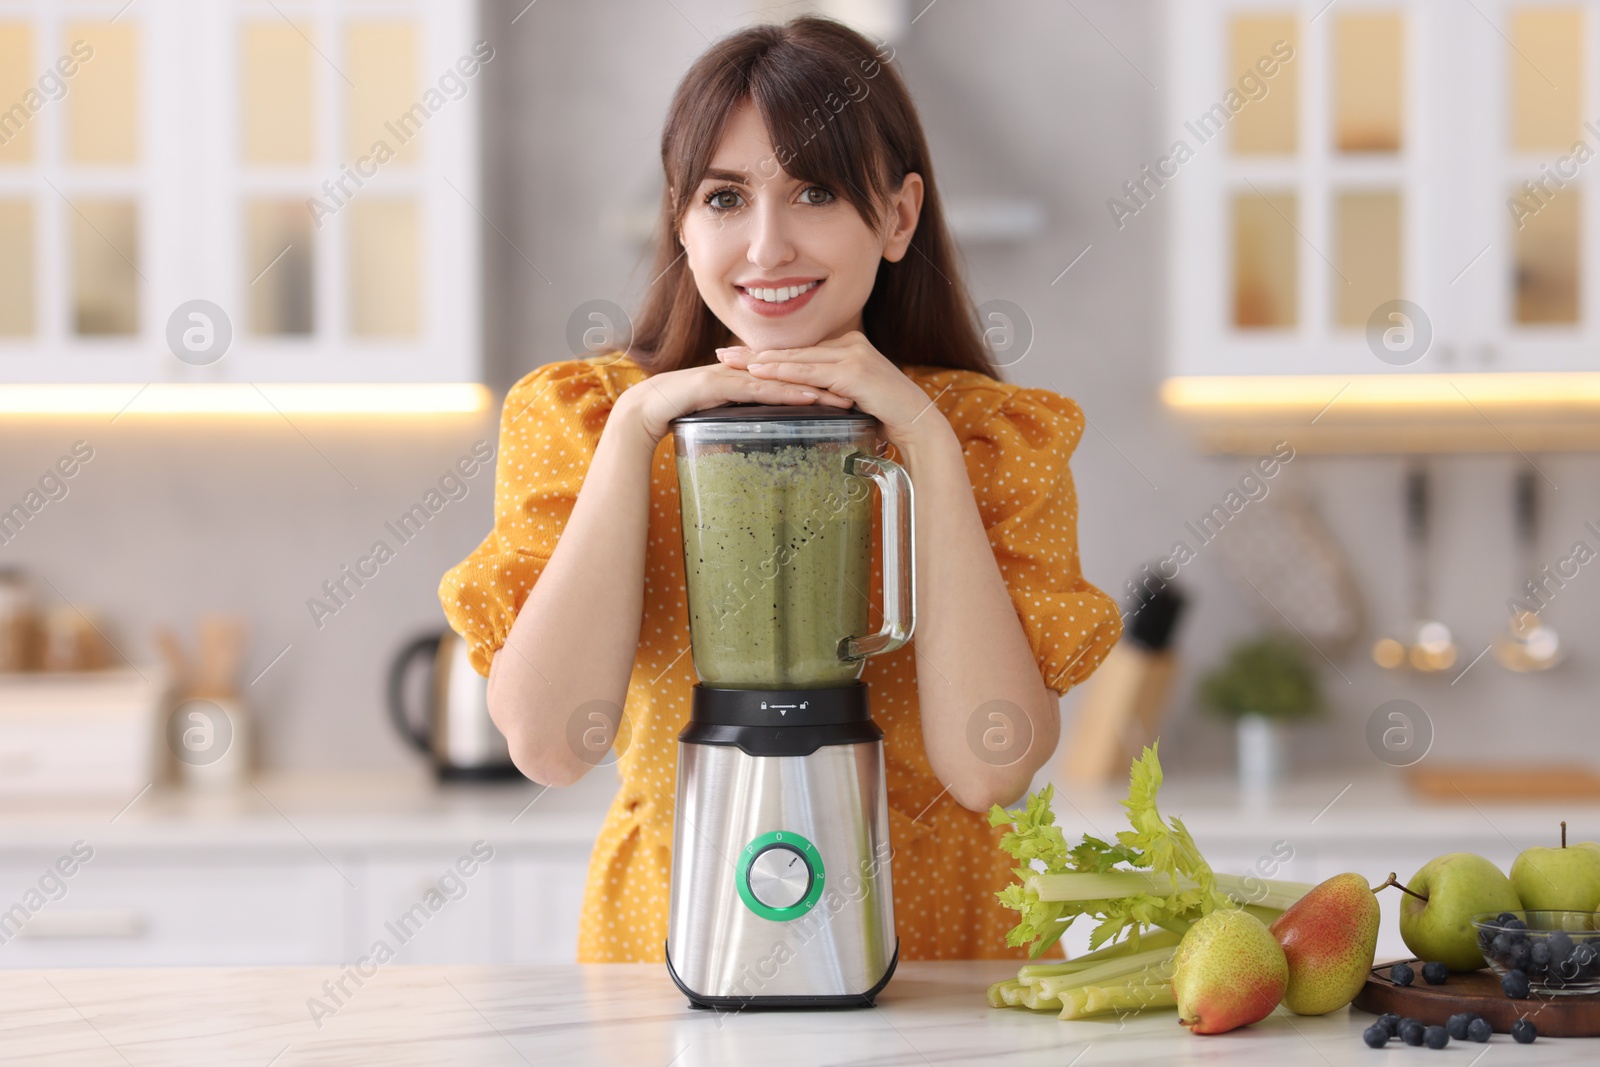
[665,405,912,1009]
[388,630,519,780]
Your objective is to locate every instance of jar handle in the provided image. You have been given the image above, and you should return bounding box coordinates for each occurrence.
[841,453,915,660]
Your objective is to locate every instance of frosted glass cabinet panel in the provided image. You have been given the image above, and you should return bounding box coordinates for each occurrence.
[1509,8,1583,153]
[1230,15,1299,154]
[66,22,138,165]
[1333,12,1404,153]
[0,201,33,335]
[1334,191,1403,329]
[241,22,315,166]
[1233,191,1299,328]
[70,199,139,336]
[0,23,37,164]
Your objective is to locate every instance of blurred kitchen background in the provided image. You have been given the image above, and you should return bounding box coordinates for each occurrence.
[1,0,1598,967]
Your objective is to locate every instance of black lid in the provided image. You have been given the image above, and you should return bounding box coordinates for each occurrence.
[670,404,875,425]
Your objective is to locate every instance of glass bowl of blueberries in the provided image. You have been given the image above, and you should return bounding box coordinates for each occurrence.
[1471,910,1600,995]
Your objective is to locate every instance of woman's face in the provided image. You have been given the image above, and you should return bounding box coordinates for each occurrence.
[679,101,922,353]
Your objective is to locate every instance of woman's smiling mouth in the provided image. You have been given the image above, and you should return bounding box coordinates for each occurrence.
[737,279,822,316]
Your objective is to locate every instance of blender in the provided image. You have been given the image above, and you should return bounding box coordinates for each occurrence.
[664,405,913,1008]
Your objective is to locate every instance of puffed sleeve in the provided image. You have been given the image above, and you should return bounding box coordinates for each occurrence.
[438,360,616,678]
[949,383,1123,694]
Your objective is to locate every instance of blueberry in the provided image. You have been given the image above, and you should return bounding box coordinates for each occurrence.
[1467,1017,1493,1042]
[1391,962,1415,986]
[1446,1012,1473,1040]
[1531,941,1552,967]
[1506,917,1528,931]
[1548,930,1574,957]
[1363,1024,1389,1048]
[1497,911,1519,925]
[1572,942,1597,972]
[1502,969,1531,999]
[1478,927,1496,950]
[1512,1018,1537,1044]
[1492,932,1514,958]
[1377,1012,1401,1036]
[1400,1020,1426,1046]
[1422,961,1450,984]
[1423,1025,1449,1049]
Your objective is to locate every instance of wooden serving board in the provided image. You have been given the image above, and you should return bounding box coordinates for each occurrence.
[1352,959,1600,1038]
[1407,764,1600,802]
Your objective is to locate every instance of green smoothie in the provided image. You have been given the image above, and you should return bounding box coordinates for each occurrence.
[677,442,871,688]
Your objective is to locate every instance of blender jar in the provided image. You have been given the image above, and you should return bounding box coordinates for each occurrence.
[671,406,914,689]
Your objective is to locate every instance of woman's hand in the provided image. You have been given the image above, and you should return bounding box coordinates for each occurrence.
[716,331,947,450]
[619,361,852,445]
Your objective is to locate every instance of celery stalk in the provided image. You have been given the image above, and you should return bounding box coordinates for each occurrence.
[1019,986,1061,1011]
[986,979,1021,1008]
[1015,928,1183,984]
[1034,946,1176,1002]
[1057,972,1178,1020]
[1055,986,1091,1018]
[1027,870,1313,910]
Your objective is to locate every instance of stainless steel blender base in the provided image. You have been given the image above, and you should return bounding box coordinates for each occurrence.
[665,938,898,1010]
[666,739,897,1007]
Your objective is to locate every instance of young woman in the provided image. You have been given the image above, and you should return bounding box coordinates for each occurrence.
[440,16,1120,963]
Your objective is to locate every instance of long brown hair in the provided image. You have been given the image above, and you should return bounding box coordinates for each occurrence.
[630,15,998,380]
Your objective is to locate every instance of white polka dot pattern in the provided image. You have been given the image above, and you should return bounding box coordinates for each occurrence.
[437,356,1123,963]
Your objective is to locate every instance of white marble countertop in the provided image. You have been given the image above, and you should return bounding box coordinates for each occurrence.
[2,960,1588,1066]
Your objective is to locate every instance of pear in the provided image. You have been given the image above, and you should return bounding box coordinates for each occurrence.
[1391,854,1521,971]
[1174,908,1288,1034]
[1268,873,1380,1015]
[1510,822,1600,912]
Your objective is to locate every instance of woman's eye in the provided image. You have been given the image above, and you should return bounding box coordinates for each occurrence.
[801,186,835,205]
[705,188,744,211]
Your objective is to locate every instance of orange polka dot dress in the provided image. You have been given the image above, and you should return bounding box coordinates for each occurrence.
[439,355,1122,962]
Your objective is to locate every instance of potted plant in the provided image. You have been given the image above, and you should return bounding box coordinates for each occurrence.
[1198,633,1325,796]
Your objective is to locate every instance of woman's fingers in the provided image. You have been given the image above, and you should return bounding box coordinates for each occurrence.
[705,364,851,408]
[738,374,852,408]
[745,360,847,393]
[718,344,843,366]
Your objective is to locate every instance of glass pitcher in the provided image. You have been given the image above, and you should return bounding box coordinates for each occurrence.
[671,406,914,689]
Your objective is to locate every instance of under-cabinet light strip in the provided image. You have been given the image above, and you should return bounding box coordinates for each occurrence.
[0,383,493,416]
[1162,373,1600,413]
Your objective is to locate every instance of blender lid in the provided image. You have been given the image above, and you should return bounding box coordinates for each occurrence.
[671,404,876,425]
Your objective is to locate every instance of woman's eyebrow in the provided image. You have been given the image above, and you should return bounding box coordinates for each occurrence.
[699,167,798,186]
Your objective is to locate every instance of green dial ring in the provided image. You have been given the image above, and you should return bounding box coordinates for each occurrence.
[735,830,825,922]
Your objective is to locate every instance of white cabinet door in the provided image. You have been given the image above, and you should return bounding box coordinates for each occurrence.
[1169,0,1600,378]
[0,850,347,967]
[509,850,591,964]
[353,848,508,965]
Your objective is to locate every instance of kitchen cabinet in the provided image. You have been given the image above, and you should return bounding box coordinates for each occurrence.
[510,852,593,964]
[353,854,513,965]
[1165,0,1600,451]
[0,849,348,967]
[0,0,481,387]
[0,771,611,968]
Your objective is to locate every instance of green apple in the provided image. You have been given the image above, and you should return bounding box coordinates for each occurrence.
[1510,822,1600,912]
[1396,853,1522,971]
